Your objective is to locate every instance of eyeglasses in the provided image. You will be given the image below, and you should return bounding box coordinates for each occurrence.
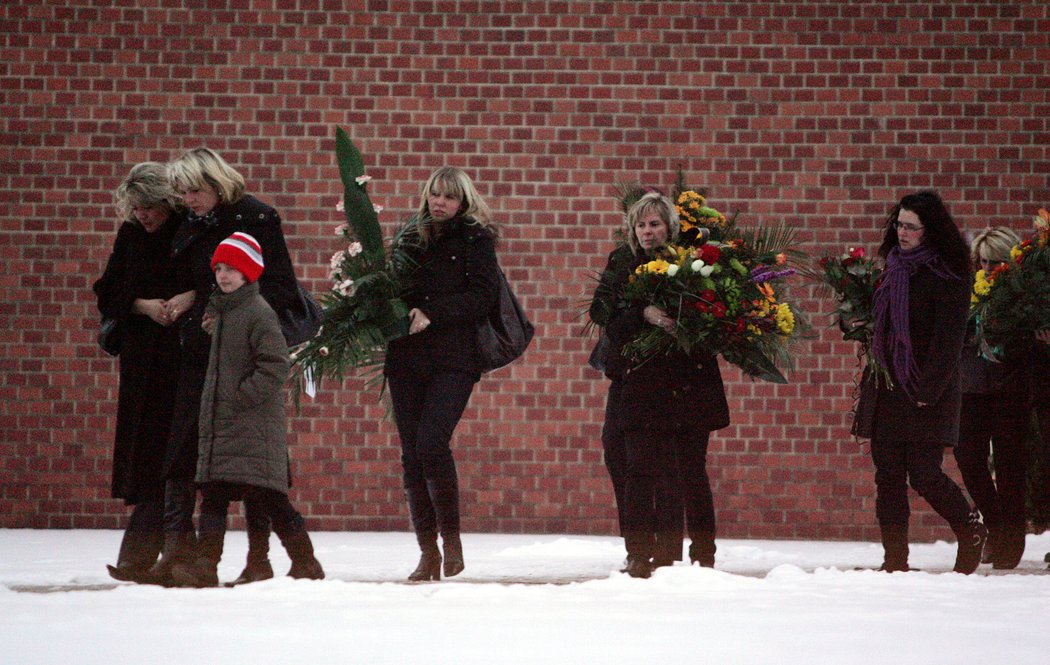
[893,221,924,233]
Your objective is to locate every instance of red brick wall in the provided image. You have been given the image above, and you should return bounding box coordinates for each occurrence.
[3,1,1048,543]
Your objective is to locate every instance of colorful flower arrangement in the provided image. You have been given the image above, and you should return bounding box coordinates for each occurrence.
[619,203,806,384]
[290,129,414,398]
[812,246,890,385]
[971,208,1050,358]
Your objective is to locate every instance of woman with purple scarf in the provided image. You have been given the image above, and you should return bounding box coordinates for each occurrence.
[852,191,986,574]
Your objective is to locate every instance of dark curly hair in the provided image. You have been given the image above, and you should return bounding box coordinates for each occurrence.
[878,190,970,277]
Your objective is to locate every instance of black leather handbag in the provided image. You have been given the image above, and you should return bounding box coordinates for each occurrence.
[277,283,323,347]
[97,317,121,357]
[477,267,534,373]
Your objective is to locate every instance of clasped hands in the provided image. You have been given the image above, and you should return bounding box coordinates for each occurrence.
[408,308,431,335]
[643,305,675,333]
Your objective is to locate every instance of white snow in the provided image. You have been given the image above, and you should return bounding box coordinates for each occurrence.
[3,529,1050,664]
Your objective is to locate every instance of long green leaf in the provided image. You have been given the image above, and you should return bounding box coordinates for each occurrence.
[335,127,383,255]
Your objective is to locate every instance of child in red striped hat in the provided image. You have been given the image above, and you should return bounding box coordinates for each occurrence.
[169,232,324,587]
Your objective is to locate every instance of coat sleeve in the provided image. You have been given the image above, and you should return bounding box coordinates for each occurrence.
[93,223,137,320]
[418,231,499,327]
[915,276,970,405]
[589,246,632,327]
[234,310,290,410]
[245,204,300,317]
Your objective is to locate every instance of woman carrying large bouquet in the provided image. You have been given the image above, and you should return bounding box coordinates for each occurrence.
[852,191,985,574]
[604,192,730,578]
[384,167,500,582]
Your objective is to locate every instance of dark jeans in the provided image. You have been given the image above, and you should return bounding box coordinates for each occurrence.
[870,436,973,531]
[161,477,197,536]
[198,482,305,564]
[622,420,714,560]
[956,392,1028,533]
[387,369,476,489]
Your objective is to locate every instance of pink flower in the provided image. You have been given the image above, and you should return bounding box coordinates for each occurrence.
[336,200,345,212]
[848,247,866,259]
[355,175,372,186]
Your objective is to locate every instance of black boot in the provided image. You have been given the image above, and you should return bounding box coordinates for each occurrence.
[405,485,440,581]
[688,533,716,568]
[145,532,196,586]
[427,479,464,578]
[952,510,988,575]
[278,516,324,580]
[226,506,274,587]
[108,531,164,583]
[170,531,221,588]
[623,554,652,579]
[879,525,910,572]
[408,533,442,582]
[992,525,1025,570]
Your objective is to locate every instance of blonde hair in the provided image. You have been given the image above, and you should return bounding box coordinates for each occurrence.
[415,167,493,244]
[168,147,246,205]
[625,191,679,253]
[115,162,182,223]
[971,226,1020,265]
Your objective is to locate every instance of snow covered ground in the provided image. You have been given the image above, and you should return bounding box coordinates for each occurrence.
[3,529,1050,664]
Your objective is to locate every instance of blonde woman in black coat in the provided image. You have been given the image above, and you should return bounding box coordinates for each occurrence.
[384,167,500,581]
[94,163,184,582]
[853,191,986,574]
[604,192,730,579]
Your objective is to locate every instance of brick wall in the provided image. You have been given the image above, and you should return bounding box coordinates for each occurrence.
[2,0,1048,543]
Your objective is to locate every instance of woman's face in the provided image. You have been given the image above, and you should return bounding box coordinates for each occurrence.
[427,188,462,222]
[895,208,925,252]
[180,182,220,217]
[634,212,669,251]
[132,205,170,234]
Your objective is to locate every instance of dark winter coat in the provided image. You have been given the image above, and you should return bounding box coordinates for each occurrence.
[384,217,500,379]
[196,281,290,495]
[852,266,970,444]
[93,217,183,504]
[959,319,1026,398]
[603,246,730,433]
[164,194,298,479]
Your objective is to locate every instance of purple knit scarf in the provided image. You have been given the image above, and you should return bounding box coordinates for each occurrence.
[871,245,960,401]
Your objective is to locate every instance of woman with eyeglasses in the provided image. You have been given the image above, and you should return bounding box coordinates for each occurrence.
[852,191,986,574]
[955,227,1027,569]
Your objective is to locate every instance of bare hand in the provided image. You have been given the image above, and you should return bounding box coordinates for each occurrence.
[201,312,215,335]
[643,305,674,332]
[408,308,431,335]
[1036,329,1050,345]
[134,298,172,326]
[165,290,196,322]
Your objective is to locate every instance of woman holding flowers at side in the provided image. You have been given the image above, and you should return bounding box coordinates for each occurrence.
[603,191,730,579]
[956,227,1029,569]
[384,167,500,581]
[852,191,986,574]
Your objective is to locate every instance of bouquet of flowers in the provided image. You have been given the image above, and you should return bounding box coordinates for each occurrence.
[972,208,1050,358]
[290,129,414,396]
[621,223,806,384]
[812,246,890,385]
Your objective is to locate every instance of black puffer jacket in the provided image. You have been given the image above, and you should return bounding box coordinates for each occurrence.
[384,217,499,379]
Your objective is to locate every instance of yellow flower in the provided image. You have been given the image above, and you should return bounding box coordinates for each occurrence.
[1010,246,1023,262]
[775,303,795,335]
[636,259,670,275]
[972,270,991,297]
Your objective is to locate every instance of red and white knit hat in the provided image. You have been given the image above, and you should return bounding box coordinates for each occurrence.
[211,232,264,283]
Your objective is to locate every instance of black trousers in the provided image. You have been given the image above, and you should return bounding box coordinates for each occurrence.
[387,369,476,490]
[622,419,714,560]
[956,392,1028,533]
[115,499,164,568]
[198,482,304,563]
[870,436,973,531]
[603,379,685,561]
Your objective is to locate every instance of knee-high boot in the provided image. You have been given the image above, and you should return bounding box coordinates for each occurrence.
[276,514,324,580]
[879,524,910,572]
[406,485,441,581]
[427,479,464,578]
[226,502,274,586]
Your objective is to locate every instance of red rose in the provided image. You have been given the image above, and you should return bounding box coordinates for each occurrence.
[849,247,866,259]
[699,245,721,264]
[694,301,710,314]
[712,302,727,318]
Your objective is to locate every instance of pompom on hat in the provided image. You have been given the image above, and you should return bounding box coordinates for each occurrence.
[211,232,264,283]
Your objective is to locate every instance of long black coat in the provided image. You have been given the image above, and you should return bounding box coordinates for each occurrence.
[852,267,970,444]
[603,246,730,433]
[93,218,182,504]
[164,194,299,479]
[384,217,499,379]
